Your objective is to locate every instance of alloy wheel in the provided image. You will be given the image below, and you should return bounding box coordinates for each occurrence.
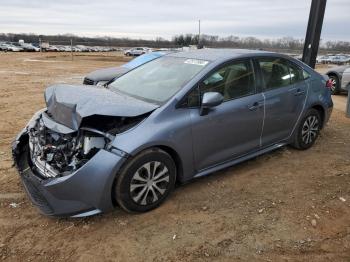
[329,77,337,92]
[301,115,319,145]
[130,161,170,206]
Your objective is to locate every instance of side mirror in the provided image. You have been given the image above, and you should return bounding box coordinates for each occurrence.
[200,92,223,116]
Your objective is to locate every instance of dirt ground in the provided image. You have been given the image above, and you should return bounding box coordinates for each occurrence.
[0,52,349,262]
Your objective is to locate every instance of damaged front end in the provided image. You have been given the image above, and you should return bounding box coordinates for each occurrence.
[28,113,123,178]
[12,109,149,217]
[12,84,157,217]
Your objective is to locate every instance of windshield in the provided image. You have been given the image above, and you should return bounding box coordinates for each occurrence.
[123,52,164,69]
[109,56,208,104]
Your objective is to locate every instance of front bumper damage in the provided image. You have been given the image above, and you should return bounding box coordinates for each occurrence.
[12,111,128,217]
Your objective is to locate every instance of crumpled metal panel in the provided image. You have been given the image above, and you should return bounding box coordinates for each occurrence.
[45,84,158,130]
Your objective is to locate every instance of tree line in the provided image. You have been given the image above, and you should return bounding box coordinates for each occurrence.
[174,34,350,53]
[1,33,349,53]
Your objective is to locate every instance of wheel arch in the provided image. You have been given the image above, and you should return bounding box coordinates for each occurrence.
[156,145,184,184]
[110,144,185,208]
[327,71,341,81]
[125,144,185,183]
[310,104,326,129]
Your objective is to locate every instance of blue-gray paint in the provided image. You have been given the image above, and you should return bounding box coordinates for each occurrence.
[12,49,333,217]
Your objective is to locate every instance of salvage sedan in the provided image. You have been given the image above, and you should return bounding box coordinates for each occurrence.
[12,49,333,217]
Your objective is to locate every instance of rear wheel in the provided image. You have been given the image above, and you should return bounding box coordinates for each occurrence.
[292,109,321,150]
[115,148,176,213]
[328,74,340,95]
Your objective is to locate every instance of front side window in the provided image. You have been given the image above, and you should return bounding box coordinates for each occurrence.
[259,58,292,90]
[186,60,255,107]
[109,56,208,104]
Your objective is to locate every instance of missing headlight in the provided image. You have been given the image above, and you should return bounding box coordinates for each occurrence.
[83,136,105,155]
[28,119,111,178]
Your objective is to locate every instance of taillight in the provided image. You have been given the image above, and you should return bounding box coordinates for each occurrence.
[326,79,333,89]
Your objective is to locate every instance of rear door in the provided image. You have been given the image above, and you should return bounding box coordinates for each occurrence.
[257,57,308,147]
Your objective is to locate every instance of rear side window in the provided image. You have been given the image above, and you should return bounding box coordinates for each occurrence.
[258,58,291,90]
[289,62,304,84]
[303,70,311,80]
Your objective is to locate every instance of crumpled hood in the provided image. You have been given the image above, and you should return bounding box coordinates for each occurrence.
[85,66,129,83]
[45,84,158,130]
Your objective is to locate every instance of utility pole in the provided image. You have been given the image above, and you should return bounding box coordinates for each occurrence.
[302,0,327,68]
[70,39,73,61]
[198,20,201,40]
[198,20,203,49]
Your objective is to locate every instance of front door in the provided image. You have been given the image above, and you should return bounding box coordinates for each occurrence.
[189,60,264,171]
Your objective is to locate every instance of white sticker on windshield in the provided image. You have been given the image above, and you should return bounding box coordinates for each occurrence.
[184,59,209,66]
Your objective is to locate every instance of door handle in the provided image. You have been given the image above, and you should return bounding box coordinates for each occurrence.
[248,101,263,111]
[294,89,305,96]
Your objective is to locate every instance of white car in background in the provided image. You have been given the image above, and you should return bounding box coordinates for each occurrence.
[124,47,150,56]
[317,54,350,65]
[326,65,350,94]
[330,55,350,65]
[20,43,40,52]
[1,43,23,52]
[317,55,332,64]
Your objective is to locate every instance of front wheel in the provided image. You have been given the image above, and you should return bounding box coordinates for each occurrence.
[291,109,321,150]
[114,148,176,213]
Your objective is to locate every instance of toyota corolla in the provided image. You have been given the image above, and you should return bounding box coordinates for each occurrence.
[12,49,333,217]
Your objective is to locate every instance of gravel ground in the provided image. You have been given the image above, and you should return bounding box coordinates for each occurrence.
[0,52,349,262]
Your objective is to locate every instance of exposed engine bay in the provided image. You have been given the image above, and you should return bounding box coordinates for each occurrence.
[23,84,156,179]
[28,112,146,178]
[29,118,106,178]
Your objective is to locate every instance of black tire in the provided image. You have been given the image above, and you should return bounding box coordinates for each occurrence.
[115,148,176,213]
[291,109,321,150]
[328,74,340,95]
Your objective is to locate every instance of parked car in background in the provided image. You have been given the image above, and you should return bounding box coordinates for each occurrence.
[83,51,169,86]
[317,54,350,65]
[326,65,350,94]
[124,47,150,56]
[13,49,333,217]
[317,55,332,64]
[330,55,350,65]
[19,43,40,52]
[1,43,23,52]
[0,43,9,51]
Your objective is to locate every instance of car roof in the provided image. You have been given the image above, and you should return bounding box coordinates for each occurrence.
[167,48,273,62]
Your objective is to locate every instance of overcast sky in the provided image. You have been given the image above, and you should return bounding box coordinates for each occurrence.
[0,0,349,41]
